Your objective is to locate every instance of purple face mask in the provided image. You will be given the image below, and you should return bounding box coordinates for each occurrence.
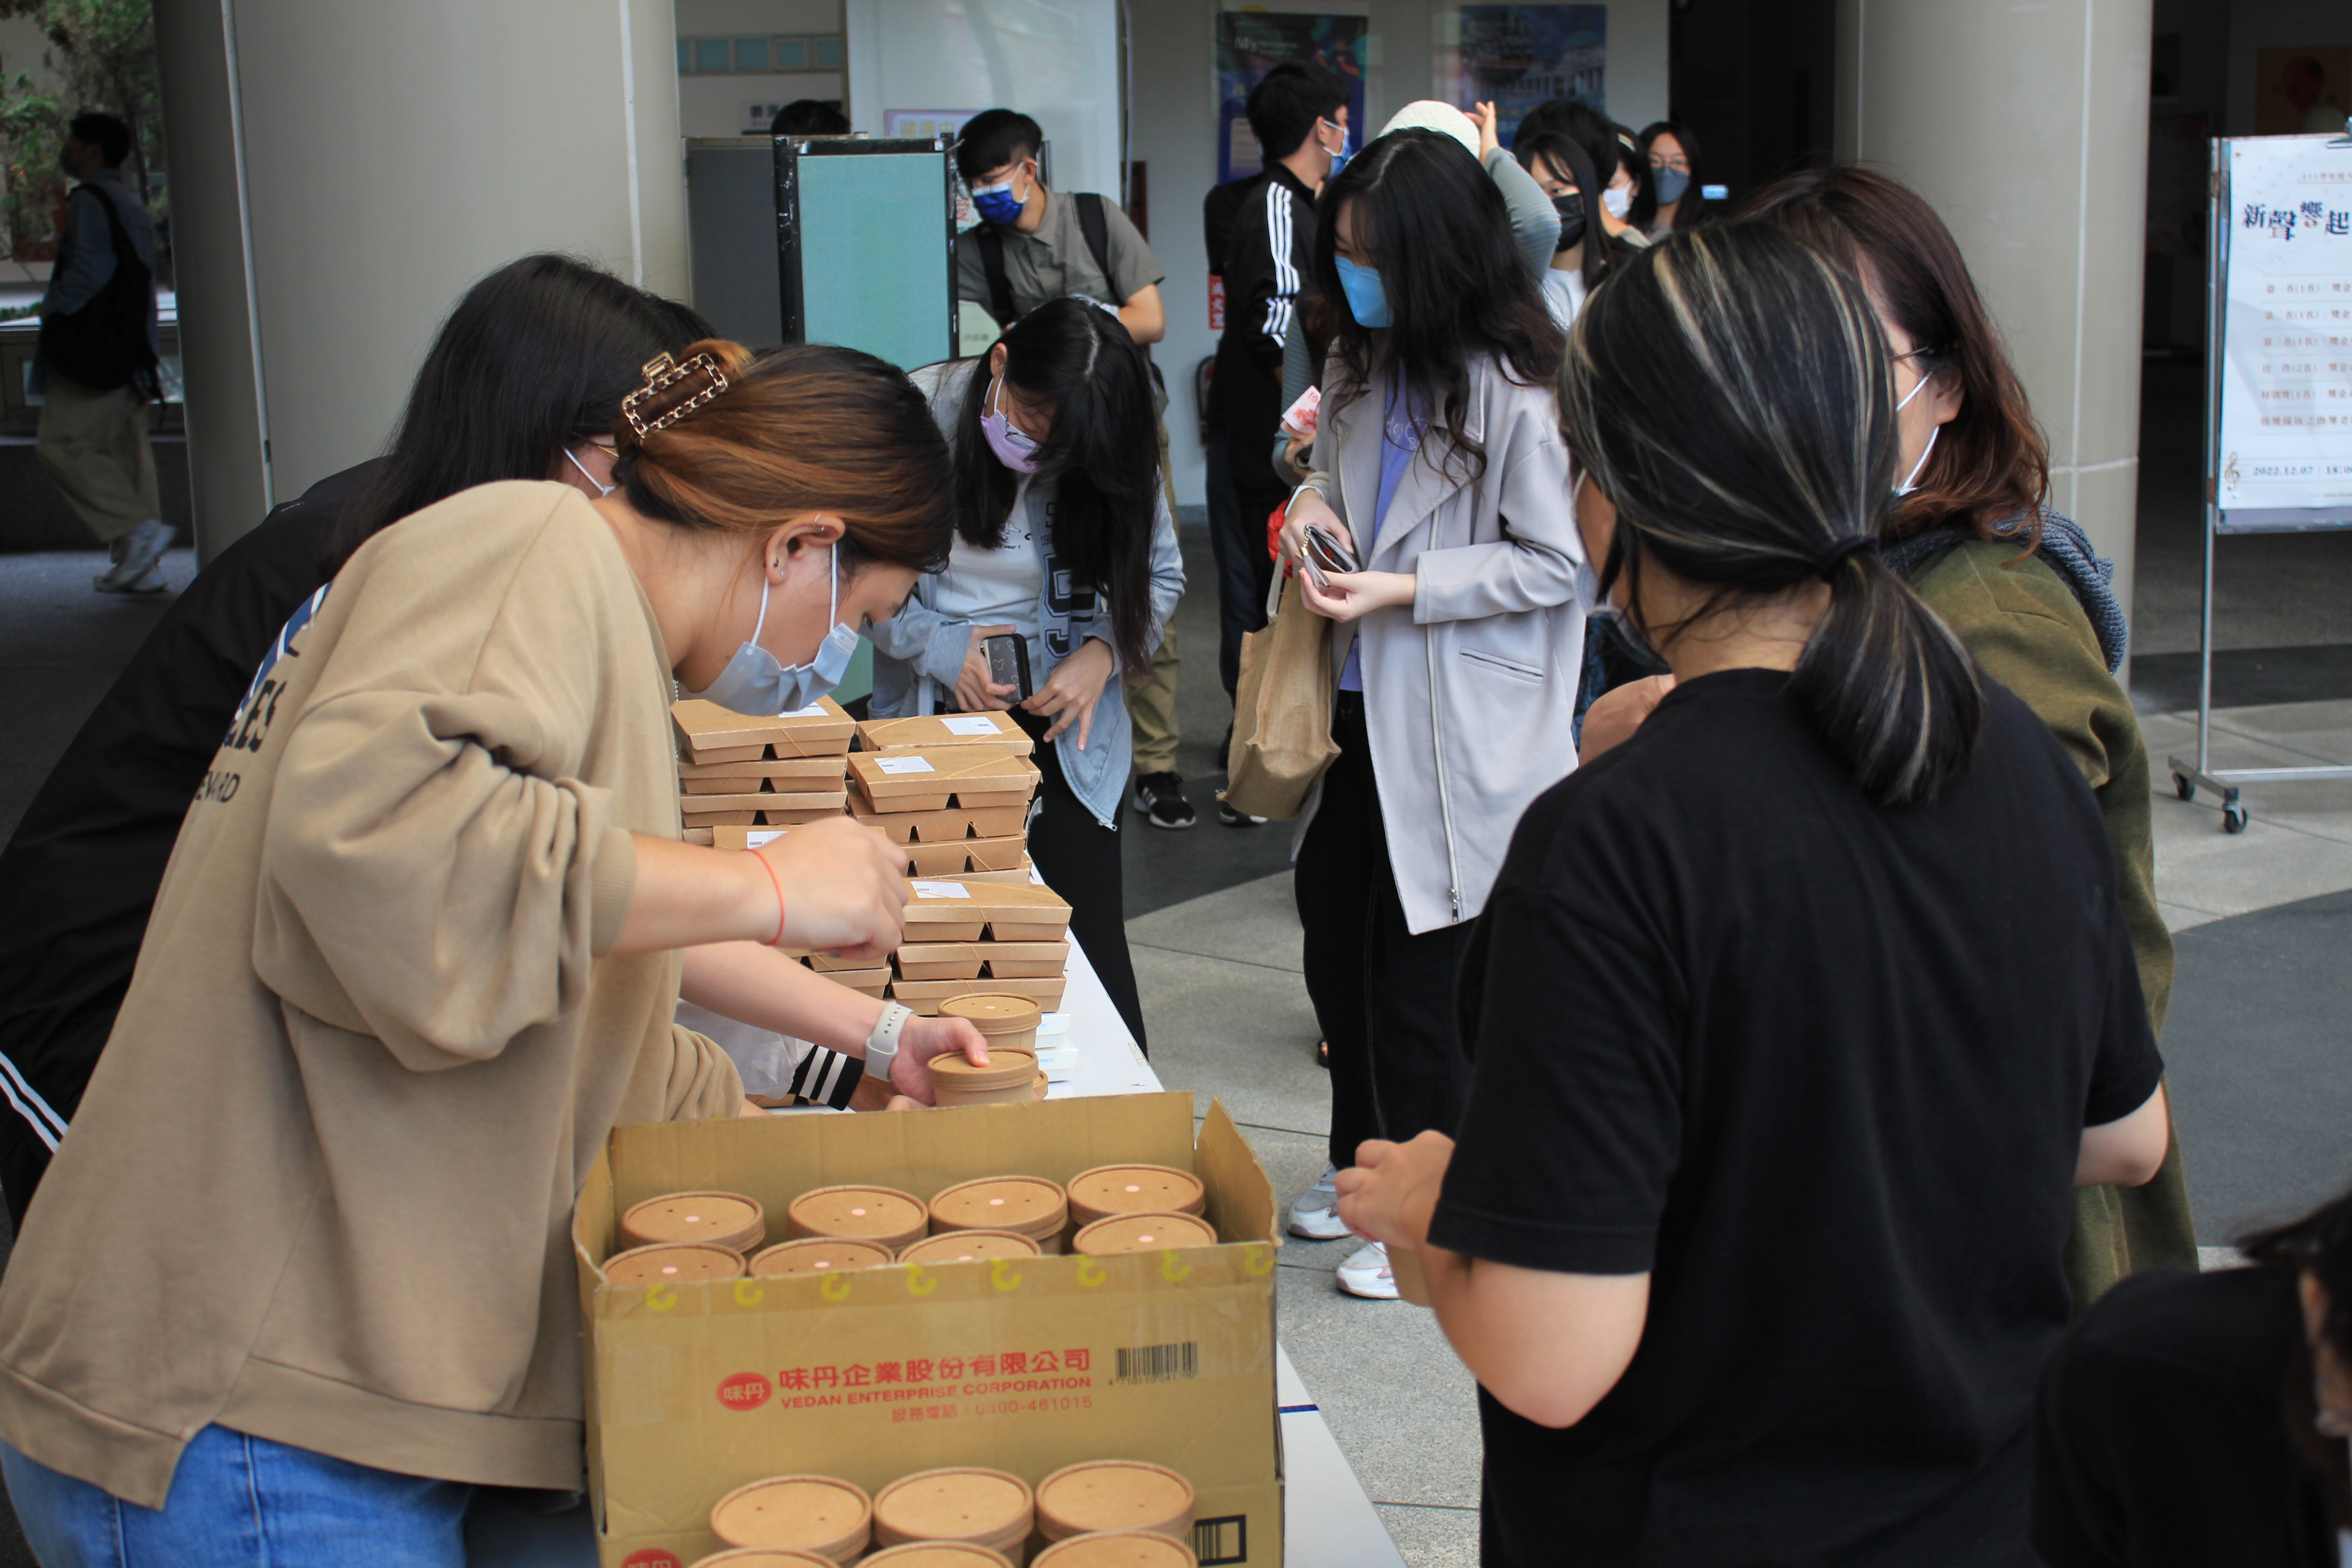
[981,369,1046,474]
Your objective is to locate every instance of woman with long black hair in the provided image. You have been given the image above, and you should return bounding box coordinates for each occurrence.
[874,297,1183,1047]
[1272,128,1582,1298]
[1336,222,2169,1565]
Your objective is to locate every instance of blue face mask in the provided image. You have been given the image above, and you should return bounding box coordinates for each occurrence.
[969,164,1030,227]
[1334,255,1392,329]
[688,542,861,715]
[1651,167,1691,206]
[1320,117,1352,180]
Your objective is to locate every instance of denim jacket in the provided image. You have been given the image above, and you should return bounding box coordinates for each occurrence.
[869,359,1185,829]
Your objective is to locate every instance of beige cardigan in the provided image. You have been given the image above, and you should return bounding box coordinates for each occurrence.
[0,482,743,1506]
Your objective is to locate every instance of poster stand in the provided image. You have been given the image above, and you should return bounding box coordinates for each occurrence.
[2166,125,2352,833]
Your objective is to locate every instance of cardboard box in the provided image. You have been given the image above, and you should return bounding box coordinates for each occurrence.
[887,975,1068,1013]
[894,943,987,982]
[573,1095,1282,1568]
[849,748,1040,814]
[887,836,1033,879]
[905,878,1071,943]
[672,696,857,763]
[679,756,851,793]
[852,799,1031,844]
[857,710,1035,757]
[679,790,849,817]
[681,828,715,847]
[980,940,1069,980]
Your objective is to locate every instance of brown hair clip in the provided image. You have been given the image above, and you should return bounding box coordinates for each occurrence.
[622,351,730,438]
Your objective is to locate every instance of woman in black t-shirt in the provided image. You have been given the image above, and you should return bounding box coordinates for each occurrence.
[2033,1189,2352,1566]
[1334,223,2171,1566]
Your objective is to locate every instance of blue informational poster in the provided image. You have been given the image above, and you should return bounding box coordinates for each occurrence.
[1436,4,1607,147]
[1215,12,1369,185]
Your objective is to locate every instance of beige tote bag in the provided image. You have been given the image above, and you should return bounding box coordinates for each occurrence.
[1223,571,1340,820]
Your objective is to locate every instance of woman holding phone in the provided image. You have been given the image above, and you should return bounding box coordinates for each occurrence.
[872,298,1184,1048]
[1273,128,1583,1299]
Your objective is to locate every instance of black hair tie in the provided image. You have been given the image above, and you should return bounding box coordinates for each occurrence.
[1815,534,1879,580]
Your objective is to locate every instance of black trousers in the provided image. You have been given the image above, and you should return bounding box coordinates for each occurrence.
[1011,707,1147,1052]
[1292,693,1476,1170]
[1205,427,1280,699]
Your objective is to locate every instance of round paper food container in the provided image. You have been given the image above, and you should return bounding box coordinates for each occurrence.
[1035,1461,1197,1543]
[748,1236,897,1278]
[602,1241,745,1287]
[620,1190,766,1254]
[1032,1530,1199,1568]
[783,1185,928,1252]
[688,1548,840,1567]
[857,1545,1014,1568]
[708,1475,872,1564]
[899,1228,1044,1265]
[929,1175,1068,1240]
[1067,1166,1206,1227]
[927,1045,1038,1096]
[872,1467,1034,1553]
[938,992,1044,1041]
[1071,1212,1219,1257]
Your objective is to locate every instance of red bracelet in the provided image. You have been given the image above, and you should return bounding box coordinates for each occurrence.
[746,849,787,946]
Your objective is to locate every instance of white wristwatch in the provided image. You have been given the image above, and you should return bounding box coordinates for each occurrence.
[863,1002,915,1079]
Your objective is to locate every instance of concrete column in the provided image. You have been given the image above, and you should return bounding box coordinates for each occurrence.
[1837,0,2153,655]
[153,0,690,560]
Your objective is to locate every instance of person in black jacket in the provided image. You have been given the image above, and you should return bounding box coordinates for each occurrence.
[2034,1189,2352,1567]
[1208,63,1348,810]
[0,257,710,1229]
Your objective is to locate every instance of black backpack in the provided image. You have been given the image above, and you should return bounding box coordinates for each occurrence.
[975,194,1164,411]
[38,183,159,397]
[975,191,1118,330]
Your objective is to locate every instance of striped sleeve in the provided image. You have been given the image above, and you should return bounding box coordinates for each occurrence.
[784,1044,865,1109]
[1259,182,1300,352]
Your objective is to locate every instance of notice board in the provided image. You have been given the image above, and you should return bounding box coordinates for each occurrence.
[2214,132,2352,530]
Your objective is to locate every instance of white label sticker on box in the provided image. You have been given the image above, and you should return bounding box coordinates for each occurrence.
[911,880,973,898]
[876,756,936,775]
[746,830,784,847]
[941,715,1001,735]
[779,703,829,719]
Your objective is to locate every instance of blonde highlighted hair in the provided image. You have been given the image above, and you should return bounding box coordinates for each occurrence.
[1558,223,1984,806]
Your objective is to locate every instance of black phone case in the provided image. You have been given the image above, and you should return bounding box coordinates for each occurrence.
[983,633,1033,700]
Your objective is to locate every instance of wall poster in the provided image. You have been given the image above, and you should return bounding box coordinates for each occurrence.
[1214,12,1368,185]
[2216,134,2352,526]
[1434,5,1606,148]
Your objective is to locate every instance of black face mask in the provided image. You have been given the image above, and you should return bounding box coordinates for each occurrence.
[1552,191,1588,252]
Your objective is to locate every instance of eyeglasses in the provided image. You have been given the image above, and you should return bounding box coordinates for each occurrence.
[1649,152,1691,174]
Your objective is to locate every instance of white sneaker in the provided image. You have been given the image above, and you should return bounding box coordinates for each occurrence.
[1336,1239,1399,1300]
[94,519,172,592]
[1287,1164,1352,1241]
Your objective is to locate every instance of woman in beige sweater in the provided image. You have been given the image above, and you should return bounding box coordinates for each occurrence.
[0,339,953,1565]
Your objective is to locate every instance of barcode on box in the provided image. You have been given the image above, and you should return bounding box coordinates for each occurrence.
[1192,1514,1247,1564]
[1113,1342,1198,1384]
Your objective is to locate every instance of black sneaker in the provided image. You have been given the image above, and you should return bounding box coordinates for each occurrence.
[1132,771,1197,829]
[1216,797,1267,828]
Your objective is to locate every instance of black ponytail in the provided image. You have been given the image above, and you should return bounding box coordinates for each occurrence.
[1558,223,1983,807]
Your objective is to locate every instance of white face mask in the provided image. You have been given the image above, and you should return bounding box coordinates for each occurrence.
[1602,184,1632,220]
[565,446,616,499]
[1894,368,1939,495]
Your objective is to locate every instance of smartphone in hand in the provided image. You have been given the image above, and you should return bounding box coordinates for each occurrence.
[982,632,1033,700]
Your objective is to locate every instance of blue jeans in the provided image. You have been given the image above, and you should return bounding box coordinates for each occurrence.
[3,1424,472,1567]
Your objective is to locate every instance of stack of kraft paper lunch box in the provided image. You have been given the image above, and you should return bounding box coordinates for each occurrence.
[681,704,1078,1060]
[669,696,855,845]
